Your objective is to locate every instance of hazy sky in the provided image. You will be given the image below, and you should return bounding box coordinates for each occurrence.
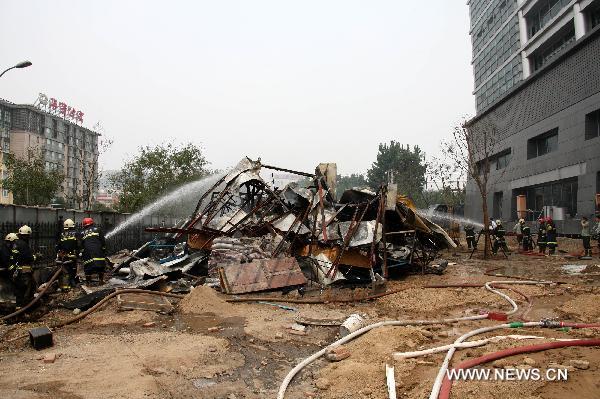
[1,0,475,176]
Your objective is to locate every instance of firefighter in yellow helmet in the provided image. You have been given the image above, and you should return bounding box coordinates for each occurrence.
[9,225,37,309]
[56,219,79,290]
[1,233,18,277]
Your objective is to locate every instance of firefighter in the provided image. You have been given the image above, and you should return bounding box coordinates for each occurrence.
[79,217,107,284]
[546,217,558,255]
[580,217,592,258]
[521,220,533,251]
[9,226,36,309]
[513,219,523,246]
[537,217,547,254]
[492,219,508,255]
[464,223,476,250]
[1,233,17,277]
[56,218,79,290]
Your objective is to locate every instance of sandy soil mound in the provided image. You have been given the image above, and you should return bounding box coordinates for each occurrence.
[317,326,430,398]
[557,293,600,321]
[178,285,240,316]
[377,287,502,317]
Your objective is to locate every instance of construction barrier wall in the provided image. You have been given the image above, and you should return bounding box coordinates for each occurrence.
[0,204,181,257]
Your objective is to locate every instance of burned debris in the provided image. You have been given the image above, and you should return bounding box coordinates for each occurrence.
[140,157,456,294]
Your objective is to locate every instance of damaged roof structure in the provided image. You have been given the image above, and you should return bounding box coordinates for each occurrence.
[145,157,456,293]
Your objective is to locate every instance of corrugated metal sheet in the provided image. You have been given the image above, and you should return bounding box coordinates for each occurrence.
[218,257,307,294]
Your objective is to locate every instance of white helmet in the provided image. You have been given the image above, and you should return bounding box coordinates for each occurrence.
[5,233,18,241]
[64,218,75,229]
[18,225,32,235]
[519,218,525,224]
[495,219,502,225]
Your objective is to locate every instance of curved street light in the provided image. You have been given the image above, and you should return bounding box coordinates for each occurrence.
[0,60,32,78]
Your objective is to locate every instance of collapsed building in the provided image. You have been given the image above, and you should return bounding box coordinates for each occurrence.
[141,157,456,294]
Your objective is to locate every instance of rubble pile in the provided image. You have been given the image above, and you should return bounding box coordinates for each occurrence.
[207,237,271,278]
[144,157,456,294]
[36,156,456,306]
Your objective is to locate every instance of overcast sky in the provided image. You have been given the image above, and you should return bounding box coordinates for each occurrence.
[1,0,475,176]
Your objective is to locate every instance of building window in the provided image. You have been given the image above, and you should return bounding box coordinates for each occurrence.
[52,119,58,138]
[527,128,558,159]
[531,25,575,71]
[513,177,578,219]
[493,191,504,219]
[526,0,571,38]
[496,150,511,170]
[585,109,600,140]
[590,5,600,29]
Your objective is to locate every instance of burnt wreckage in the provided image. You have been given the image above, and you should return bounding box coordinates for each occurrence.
[147,158,455,292]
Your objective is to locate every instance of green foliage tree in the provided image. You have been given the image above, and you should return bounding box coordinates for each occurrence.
[366,141,427,204]
[110,142,210,213]
[425,155,465,207]
[336,173,368,198]
[2,148,65,206]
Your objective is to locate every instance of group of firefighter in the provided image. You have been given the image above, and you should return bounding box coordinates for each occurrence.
[0,217,107,310]
[464,214,600,257]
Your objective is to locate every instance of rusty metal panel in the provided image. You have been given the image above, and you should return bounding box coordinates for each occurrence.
[218,257,307,294]
[188,232,214,250]
[298,244,371,269]
[117,293,174,313]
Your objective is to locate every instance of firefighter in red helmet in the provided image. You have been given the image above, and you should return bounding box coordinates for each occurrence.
[79,217,107,284]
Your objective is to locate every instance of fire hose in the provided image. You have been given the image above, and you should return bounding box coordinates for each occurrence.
[428,315,600,399]
[1,289,185,345]
[438,338,600,399]
[1,265,63,322]
[277,279,551,399]
[427,279,555,399]
[392,335,576,359]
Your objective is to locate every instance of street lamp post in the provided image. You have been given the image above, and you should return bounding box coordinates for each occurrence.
[0,61,32,78]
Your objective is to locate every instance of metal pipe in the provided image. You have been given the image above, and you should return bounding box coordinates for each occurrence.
[261,164,313,177]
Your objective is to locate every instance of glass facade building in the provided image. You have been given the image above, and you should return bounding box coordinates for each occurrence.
[469,0,600,113]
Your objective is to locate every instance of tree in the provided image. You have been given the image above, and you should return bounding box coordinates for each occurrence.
[426,155,465,207]
[442,118,500,258]
[2,148,64,206]
[336,173,368,197]
[366,141,427,205]
[110,142,210,213]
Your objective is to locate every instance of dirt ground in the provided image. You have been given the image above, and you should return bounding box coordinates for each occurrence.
[1,237,600,399]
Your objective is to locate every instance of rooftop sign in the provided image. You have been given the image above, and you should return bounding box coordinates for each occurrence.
[35,93,84,124]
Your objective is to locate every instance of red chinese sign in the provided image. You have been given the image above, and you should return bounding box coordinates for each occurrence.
[44,95,84,124]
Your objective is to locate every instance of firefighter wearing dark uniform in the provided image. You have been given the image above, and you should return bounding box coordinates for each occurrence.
[537,218,547,254]
[80,217,107,284]
[464,224,476,250]
[1,233,17,278]
[9,226,36,309]
[56,218,79,290]
[521,222,533,251]
[546,217,558,255]
[492,220,508,255]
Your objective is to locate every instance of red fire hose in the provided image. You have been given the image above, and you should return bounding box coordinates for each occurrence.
[439,338,600,399]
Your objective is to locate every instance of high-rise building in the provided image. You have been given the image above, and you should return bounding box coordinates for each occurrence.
[0,97,100,208]
[0,105,13,204]
[465,0,600,233]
